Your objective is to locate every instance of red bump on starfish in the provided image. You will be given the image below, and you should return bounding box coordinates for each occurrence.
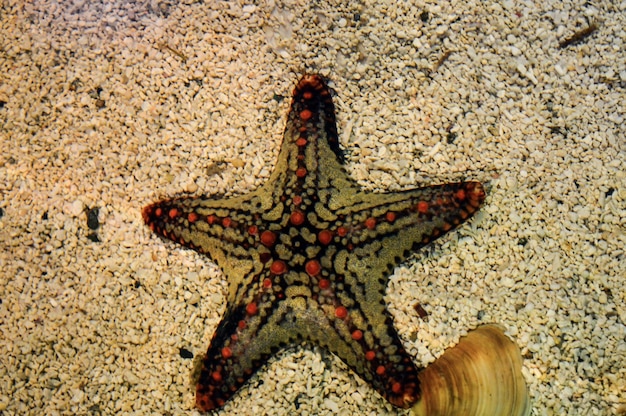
[168,207,179,219]
[365,217,376,230]
[248,225,258,235]
[188,212,199,223]
[337,226,348,237]
[386,212,396,223]
[296,167,307,178]
[296,137,307,146]
[305,259,321,276]
[222,217,232,228]
[335,305,348,319]
[417,201,429,214]
[292,195,302,205]
[318,229,333,245]
[270,260,287,275]
[154,207,162,217]
[211,371,222,382]
[365,350,376,361]
[290,210,305,225]
[351,330,363,340]
[260,230,276,246]
[376,365,386,375]
[454,188,466,201]
[263,278,272,288]
[318,278,330,290]
[392,382,402,394]
[303,91,313,100]
[238,320,246,330]
[246,302,258,316]
[300,109,312,120]
[206,214,217,224]
[221,347,232,359]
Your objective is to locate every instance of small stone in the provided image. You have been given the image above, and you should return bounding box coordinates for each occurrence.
[323,398,339,412]
[87,207,100,230]
[179,347,194,359]
[69,200,84,217]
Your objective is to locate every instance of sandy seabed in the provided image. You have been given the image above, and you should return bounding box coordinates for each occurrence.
[1,1,624,415]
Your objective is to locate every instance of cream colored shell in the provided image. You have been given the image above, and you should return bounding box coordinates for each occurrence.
[412,325,530,416]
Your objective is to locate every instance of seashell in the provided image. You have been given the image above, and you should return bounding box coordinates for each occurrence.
[411,324,530,416]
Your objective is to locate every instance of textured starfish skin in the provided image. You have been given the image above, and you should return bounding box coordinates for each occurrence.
[142,75,486,411]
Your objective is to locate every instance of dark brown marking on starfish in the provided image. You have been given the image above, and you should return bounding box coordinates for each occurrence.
[142,74,486,411]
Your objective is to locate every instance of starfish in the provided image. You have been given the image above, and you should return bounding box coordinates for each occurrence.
[142,75,486,411]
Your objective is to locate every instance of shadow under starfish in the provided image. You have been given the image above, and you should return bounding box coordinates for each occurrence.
[143,75,529,415]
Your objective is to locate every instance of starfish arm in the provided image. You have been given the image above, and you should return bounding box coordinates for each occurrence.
[143,191,282,278]
[299,295,422,408]
[195,303,277,411]
[329,181,486,273]
[325,180,484,335]
[268,74,358,202]
[195,293,309,411]
[196,287,421,411]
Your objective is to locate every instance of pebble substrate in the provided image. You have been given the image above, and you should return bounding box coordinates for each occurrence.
[1,1,624,415]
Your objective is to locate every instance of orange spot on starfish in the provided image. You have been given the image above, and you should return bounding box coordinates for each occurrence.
[221,347,233,359]
[305,260,321,276]
[318,229,333,245]
[365,350,376,361]
[260,230,276,246]
[392,382,402,393]
[365,217,376,229]
[351,330,363,340]
[335,306,348,319]
[188,212,199,223]
[300,109,312,120]
[246,302,258,316]
[296,167,307,178]
[270,260,287,275]
[290,211,305,225]
[318,279,330,290]
[417,201,429,214]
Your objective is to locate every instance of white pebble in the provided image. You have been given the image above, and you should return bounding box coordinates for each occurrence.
[69,199,84,217]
